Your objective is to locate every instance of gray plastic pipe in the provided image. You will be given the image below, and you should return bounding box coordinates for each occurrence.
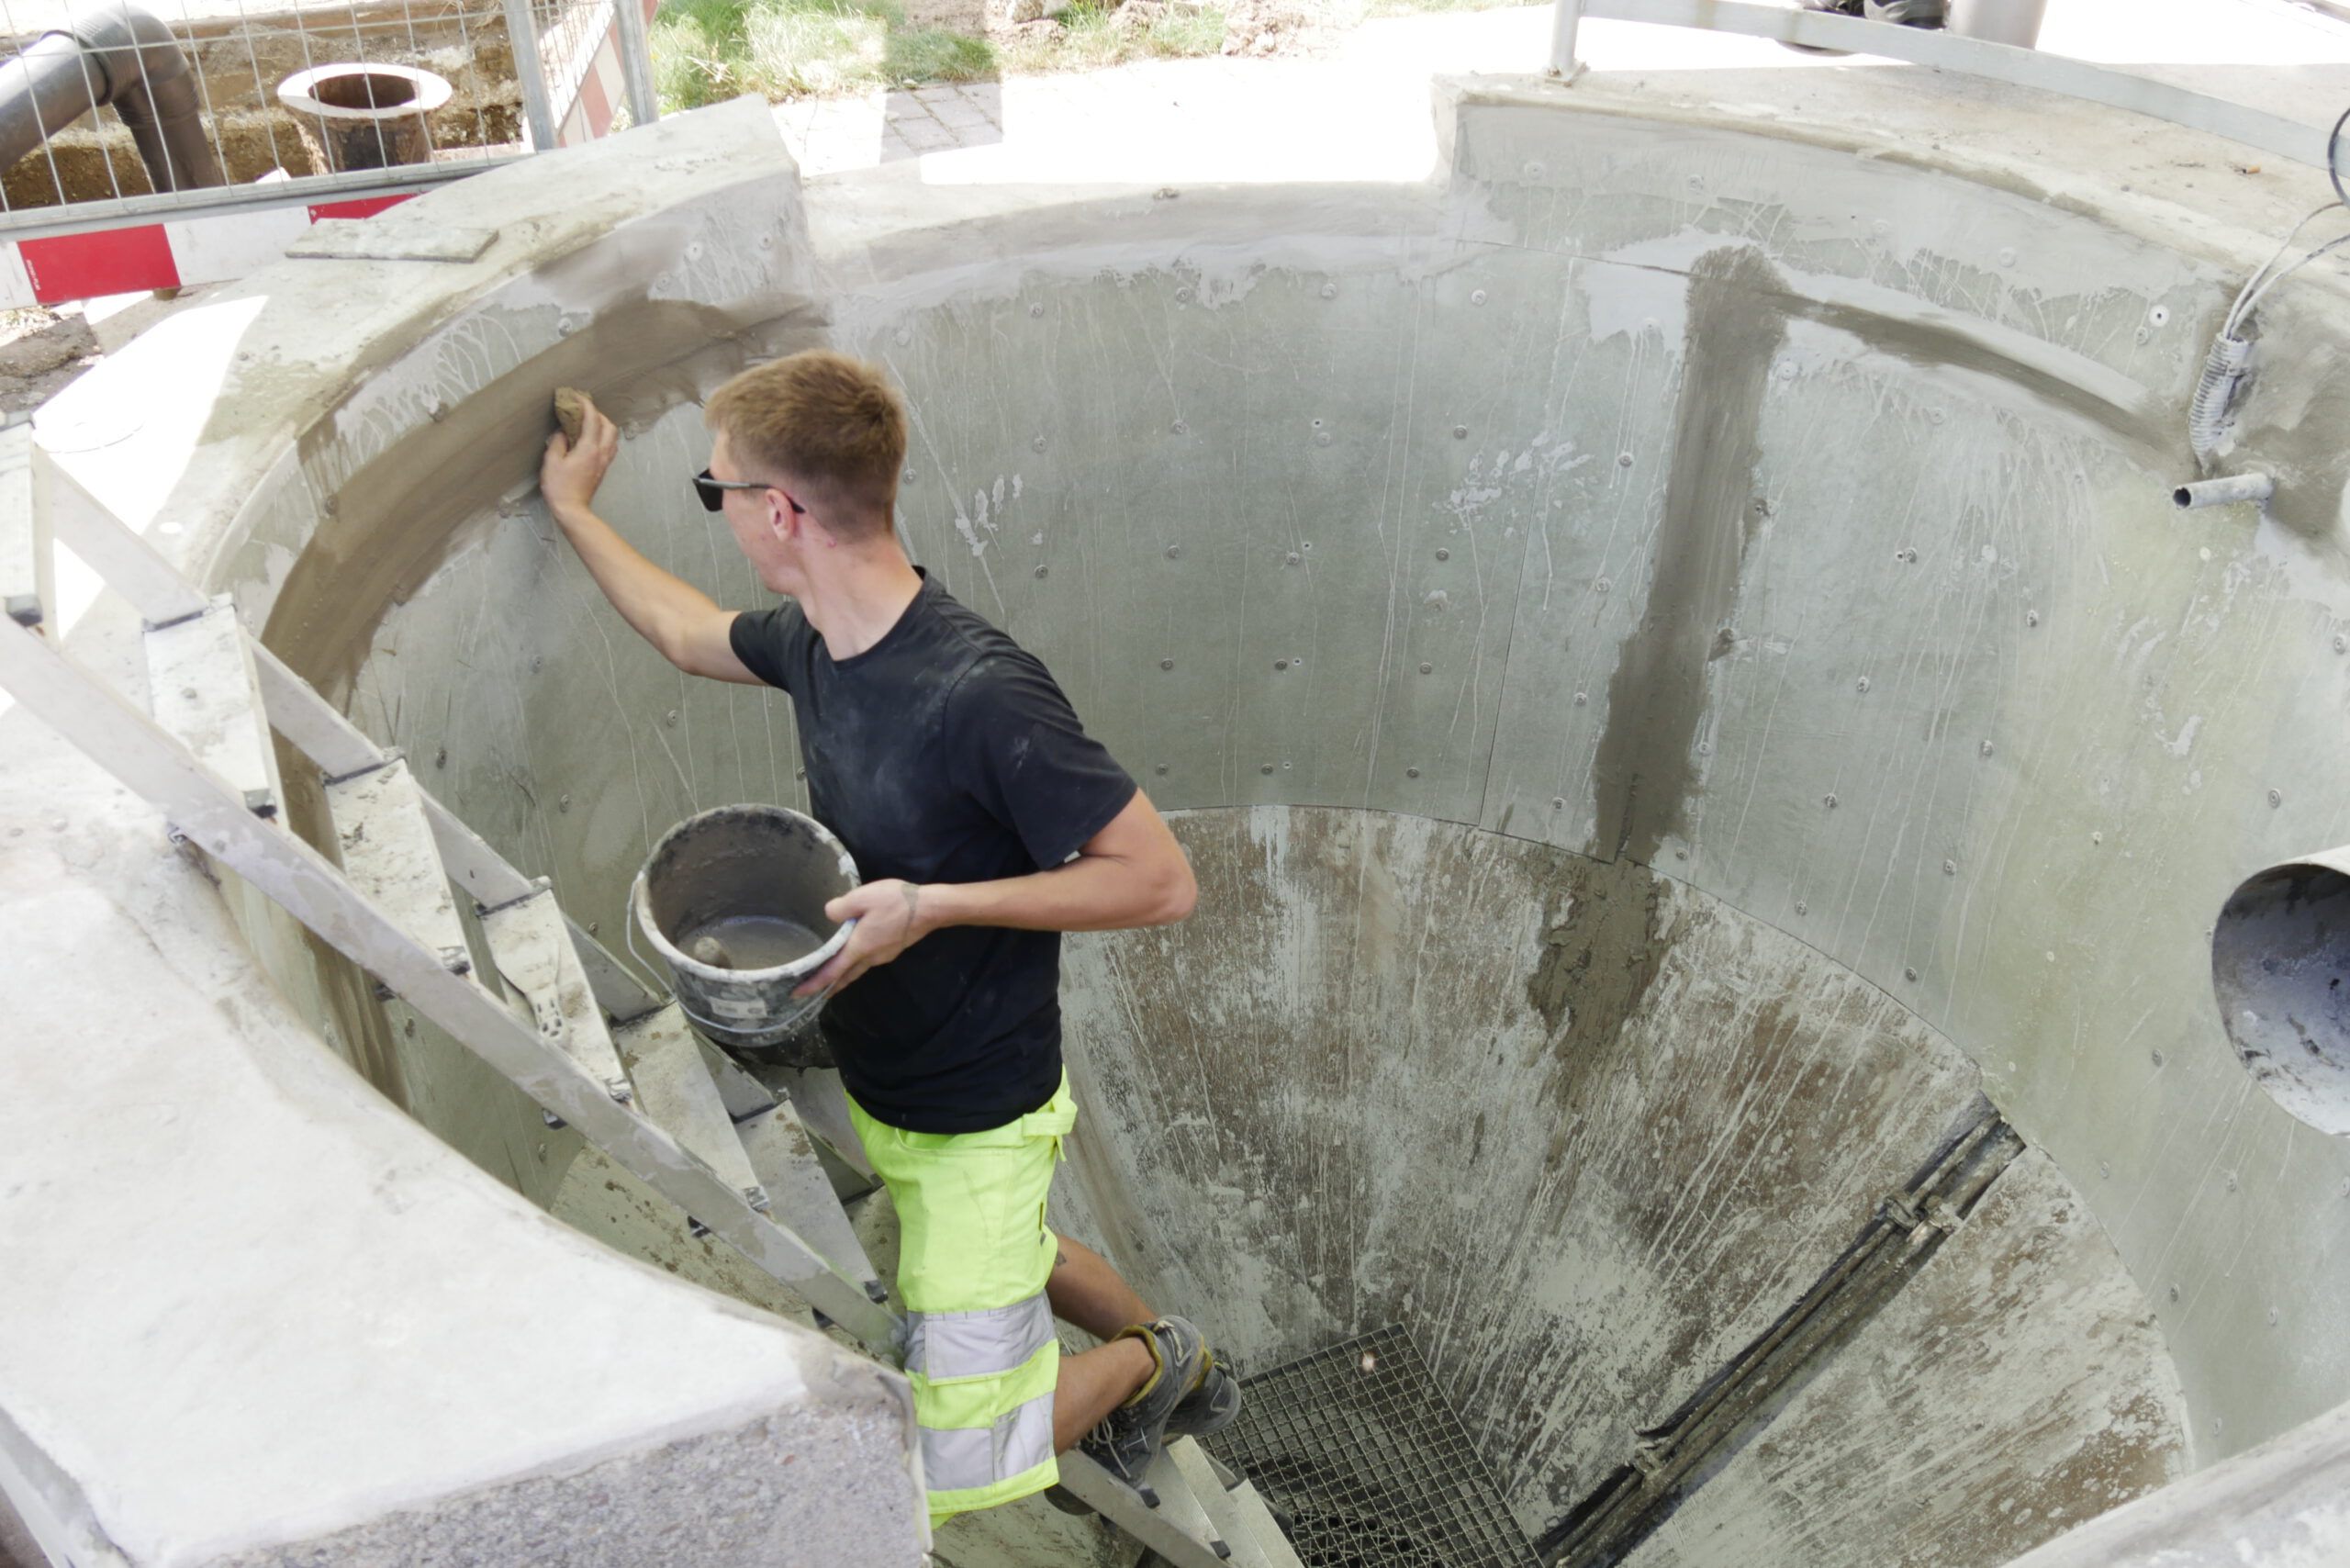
[1945,0,2046,48]
[2174,473,2275,510]
[0,1,222,195]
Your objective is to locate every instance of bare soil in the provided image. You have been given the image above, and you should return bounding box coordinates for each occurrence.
[0,305,98,417]
[2,18,521,210]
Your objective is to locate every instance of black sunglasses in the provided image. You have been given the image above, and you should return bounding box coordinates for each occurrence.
[694,467,805,515]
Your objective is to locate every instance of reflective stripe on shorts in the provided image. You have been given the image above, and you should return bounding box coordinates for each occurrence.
[920,1382,1058,1495]
[907,1294,1058,1382]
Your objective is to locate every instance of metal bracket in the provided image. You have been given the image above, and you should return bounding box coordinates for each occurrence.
[323,747,406,789]
[1881,1188,1965,1238]
[478,875,556,920]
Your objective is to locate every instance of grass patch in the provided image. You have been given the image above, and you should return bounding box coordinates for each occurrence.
[653,0,1226,107]
[655,0,969,106]
[1361,0,1540,17]
[999,0,1225,73]
[886,25,1001,80]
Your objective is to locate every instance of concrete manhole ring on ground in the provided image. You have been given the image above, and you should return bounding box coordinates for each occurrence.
[277,62,453,171]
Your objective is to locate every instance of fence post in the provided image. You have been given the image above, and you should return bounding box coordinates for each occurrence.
[1549,0,1585,78]
[500,0,561,151]
[612,0,661,128]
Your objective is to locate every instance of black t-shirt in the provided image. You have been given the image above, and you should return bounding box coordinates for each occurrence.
[728,572,1136,1133]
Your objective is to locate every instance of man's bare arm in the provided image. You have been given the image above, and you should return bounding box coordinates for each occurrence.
[794,790,1195,996]
[540,398,759,684]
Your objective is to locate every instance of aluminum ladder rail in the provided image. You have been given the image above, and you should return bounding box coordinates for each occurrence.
[0,461,895,1353]
[0,460,1301,1568]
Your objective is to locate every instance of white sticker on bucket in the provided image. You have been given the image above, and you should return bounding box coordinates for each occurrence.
[705,993,779,1023]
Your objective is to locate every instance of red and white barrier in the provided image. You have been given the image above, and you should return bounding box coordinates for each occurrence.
[0,194,416,310]
[551,0,662,147]
[1,0,662,312]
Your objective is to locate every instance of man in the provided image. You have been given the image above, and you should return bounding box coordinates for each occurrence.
[538,350,1237,1526]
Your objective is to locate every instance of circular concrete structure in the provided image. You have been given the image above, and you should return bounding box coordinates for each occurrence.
[7,51,2350,1568]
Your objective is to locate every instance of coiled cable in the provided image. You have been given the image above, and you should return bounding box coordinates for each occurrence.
[2188,106,2350,462]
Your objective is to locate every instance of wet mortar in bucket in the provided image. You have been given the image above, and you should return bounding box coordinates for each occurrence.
[632,804,861,1066]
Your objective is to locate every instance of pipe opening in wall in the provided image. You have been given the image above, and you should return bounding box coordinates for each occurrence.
[2213,852,2350,1135]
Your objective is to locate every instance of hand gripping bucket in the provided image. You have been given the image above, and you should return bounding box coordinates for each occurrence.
[629,804,860,1067]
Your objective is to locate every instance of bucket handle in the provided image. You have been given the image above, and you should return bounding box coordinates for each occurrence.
[625,875,856,1041]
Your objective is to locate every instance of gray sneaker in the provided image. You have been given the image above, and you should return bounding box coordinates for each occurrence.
[1078,1316,1211,1485]
[1165,1355,1241,1439]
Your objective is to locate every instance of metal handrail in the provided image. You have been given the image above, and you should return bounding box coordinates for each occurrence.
[0,0,660,244]
[0,153,523,240]
[1548,0,2334,172]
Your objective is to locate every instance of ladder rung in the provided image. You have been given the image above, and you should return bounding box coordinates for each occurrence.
[481,883,632,1105]
[0,424,47,629]
[1190,1444,1304,1568]
[1169,1441,1253,1566]
[143,597,283,820]
[734,1098,884,1298]
[322,754,469,976]
[1144,1443,1231,1562]
[1057,1451,1231,1568]
[737,1061,878,1196]
[612,1003,767,1215]
[694,1035,781,1123]
[1222,1475,1306,1568]
[418,791,663,1025]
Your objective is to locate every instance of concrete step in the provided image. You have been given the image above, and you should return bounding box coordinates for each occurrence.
[610,1002,767,1219]
[321,754,468,978]
[480,881,632,1107]
[733,1097,885,1300]
[144,596,282,821]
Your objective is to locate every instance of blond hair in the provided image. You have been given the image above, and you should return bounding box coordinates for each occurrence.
[705,350,906,535]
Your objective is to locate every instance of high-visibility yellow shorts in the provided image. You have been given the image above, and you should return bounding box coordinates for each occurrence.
[848,1073,1076,1525]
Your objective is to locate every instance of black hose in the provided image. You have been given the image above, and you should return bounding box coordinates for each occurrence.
[0,1,222,196]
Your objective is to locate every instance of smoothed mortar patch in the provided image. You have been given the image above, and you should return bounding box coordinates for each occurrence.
[1594,245,1786,866]
[265,297,822,702]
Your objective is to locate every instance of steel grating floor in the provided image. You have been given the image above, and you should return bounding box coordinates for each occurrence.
[1207,1325,1541,1568]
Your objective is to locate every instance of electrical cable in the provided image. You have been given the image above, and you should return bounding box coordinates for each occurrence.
[2187,103,2350,462]
[2225,201,2347,334]
[2222,104,2350,334]
[2333,100,2350,211]
[2234,230,2350,330]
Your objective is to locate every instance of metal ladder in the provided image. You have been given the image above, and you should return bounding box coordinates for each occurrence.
[0,429,1301,1568]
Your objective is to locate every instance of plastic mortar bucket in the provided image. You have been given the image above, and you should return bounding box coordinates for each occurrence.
[629,804,860,1066]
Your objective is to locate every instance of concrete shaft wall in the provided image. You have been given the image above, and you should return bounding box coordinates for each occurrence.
[315,78,2344,1565]
[13,60,2350,1568]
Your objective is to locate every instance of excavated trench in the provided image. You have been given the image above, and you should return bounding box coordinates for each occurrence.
[201,80,2350,1568]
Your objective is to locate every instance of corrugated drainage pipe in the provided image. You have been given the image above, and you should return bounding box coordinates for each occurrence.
[0,1,223,195]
